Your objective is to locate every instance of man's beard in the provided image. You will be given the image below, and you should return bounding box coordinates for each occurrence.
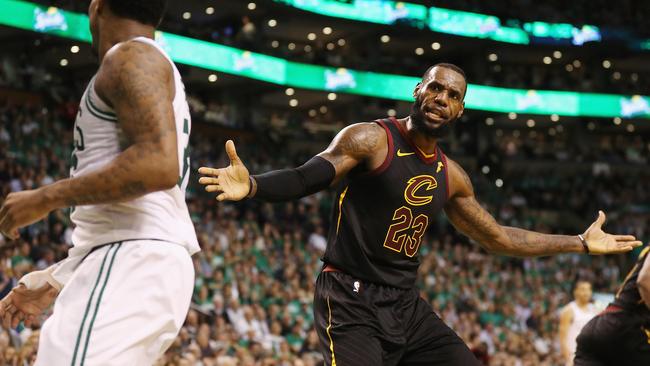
[409,99,453,138]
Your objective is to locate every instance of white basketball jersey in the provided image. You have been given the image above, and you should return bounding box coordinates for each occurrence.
[69,37,199,255]
[565,301,598,358]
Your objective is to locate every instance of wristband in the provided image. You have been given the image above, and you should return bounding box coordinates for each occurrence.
[19,266,62,291]
[578,234,590,254]
[247,176,256,199]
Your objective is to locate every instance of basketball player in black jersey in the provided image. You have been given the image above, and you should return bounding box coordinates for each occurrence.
[574,245,650,366]
[198,63,641,365]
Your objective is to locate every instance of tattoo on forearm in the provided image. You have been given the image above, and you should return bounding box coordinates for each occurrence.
[63,181,147,207]
[501,227,580,256]
[49,41,178,209]
[446,160,581,257]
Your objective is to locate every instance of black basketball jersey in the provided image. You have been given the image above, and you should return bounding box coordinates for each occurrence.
[612,246,650,315]
[323,117,450,289]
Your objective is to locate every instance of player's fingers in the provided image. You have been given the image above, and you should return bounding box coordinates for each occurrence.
[198,167,221,177]
[216,193,229,202]
[0,214,9,239]
[0,202,8,222]
[198,177,219,185]
[2,310,11,329]
[205,185,223,193]
[0,217,18,241]
[0,230,17,241]
[595,210,606,227]
[617,240,642,248]
[225,140,241,165]
[613,235,637,242]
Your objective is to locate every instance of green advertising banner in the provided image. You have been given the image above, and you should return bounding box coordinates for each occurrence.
[428,7,529,44]
[273,0,428,27]
[1,0,649,119]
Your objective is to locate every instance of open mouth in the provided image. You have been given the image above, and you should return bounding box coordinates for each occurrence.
[425,109,446,122]
[425,104,447,117]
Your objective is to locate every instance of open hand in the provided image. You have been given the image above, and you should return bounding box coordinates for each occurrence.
[583,210,642,255]
[198,140,250,202]
[0,189,53,240]
[0,283,58,329]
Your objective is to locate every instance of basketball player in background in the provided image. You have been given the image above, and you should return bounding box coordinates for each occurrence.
[198,63,641,365]
[0,0,199,365]
[559,280,598,365]
[574,245,650,365]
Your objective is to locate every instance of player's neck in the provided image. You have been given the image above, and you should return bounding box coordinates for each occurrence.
[98,20,155,62]
[402,117,438,156]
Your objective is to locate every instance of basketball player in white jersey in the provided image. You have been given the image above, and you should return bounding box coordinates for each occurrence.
[559,280,598,366]
[0,0,199,364]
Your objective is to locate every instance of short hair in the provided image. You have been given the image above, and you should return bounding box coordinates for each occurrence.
[423,63,467,82]
[106,0,168,27]
[573,280,592,291]
[422,63,467,97]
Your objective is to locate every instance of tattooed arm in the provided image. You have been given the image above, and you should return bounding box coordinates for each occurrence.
[317,122,387,184]
[0,40,178,239]
[198,122,387,201]
[44,41,179,206]
[443,158,641,256]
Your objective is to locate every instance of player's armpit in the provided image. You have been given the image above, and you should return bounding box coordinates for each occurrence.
[41,41,179,209]
[317,122,387,184]
[637,250,650,309]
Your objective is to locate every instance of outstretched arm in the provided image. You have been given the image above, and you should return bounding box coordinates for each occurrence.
[443,159,641,256]
[198,122,386,202]
[0,41,178,239]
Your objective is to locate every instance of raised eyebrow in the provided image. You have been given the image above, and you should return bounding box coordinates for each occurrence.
[448,86,462,97]
[426,80,442,89]
[428,80,461,96]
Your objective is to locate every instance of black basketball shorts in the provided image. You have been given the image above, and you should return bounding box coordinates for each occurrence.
[313,269,480,366]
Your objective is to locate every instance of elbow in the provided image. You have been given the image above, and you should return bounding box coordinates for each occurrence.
[147,154,179,191]
[480,242,499,255]
[158,160,180,190]
[157,170,178,190]
[480,238,512,256]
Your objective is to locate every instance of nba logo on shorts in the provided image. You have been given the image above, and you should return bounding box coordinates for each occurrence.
[353,281,360,293]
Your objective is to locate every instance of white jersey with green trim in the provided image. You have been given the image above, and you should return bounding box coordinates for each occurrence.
[69,36,199,256]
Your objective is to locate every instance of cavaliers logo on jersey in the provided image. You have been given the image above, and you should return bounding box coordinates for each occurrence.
[404,175,437,206]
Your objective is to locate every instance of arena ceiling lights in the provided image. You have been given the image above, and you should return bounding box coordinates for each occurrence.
[5,0,650,119]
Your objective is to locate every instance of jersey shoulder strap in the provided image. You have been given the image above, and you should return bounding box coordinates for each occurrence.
[129,36,174,65]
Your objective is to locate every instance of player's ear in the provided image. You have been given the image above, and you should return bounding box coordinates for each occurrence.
[95,0,106,14]
[457,102,465,119]
[413,82,422,98]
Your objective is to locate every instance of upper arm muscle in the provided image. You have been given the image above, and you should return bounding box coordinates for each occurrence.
[317,122,386,184]
[95,41,178,160]
[444,159,509,251]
